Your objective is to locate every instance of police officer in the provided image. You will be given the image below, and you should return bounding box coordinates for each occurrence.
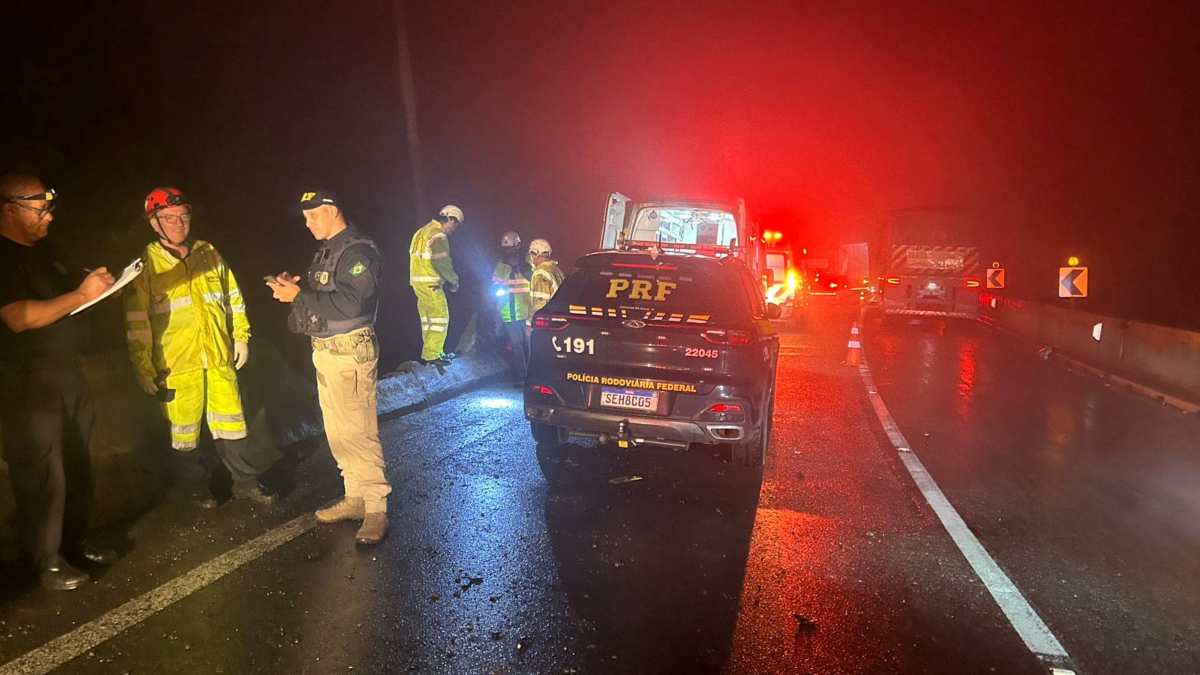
[267,190,390,545]
[492,230,532,383]
[0,171,117,590]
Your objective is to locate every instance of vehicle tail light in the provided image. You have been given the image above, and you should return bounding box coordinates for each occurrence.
[964,278,981,288]
[531,315,570,331]
[886,276,902,285]
[529,384,556,398]
[701,329,753,346]
[701,402,746,422]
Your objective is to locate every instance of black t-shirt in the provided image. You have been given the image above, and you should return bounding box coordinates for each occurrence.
[0,235,84,363]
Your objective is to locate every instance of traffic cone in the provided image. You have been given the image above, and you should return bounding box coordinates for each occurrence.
[843,322,862,366]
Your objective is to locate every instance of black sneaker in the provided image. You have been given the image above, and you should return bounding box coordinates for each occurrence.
[233,481,279,505]
[38,556,90,591]
[193,490,221,509]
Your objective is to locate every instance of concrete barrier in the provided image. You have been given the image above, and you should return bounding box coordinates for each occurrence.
[980,293,1200,409]
[1,343,507,560]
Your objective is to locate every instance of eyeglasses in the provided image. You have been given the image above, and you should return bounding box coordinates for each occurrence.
[3,188,57,217]
[155,213,193,226]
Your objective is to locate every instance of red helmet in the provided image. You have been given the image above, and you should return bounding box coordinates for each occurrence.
[144,187,189,216]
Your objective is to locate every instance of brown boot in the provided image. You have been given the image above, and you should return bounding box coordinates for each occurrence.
[315,497,364,523]
[355,512,388,545]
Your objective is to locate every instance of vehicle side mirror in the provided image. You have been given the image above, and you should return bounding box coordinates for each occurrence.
[765,303,782,319]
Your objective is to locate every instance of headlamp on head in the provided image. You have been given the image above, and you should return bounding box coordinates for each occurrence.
[4,188,58,216]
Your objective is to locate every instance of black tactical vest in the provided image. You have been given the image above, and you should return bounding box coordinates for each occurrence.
[302,233,381,338]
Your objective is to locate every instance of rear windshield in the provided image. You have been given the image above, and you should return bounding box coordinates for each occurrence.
[551,266,749,325]
[627,207,738,247]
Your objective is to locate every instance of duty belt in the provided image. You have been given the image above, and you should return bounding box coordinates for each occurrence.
[311,326,375,352]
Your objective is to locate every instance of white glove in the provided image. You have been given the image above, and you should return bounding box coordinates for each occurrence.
[233,341,250,370]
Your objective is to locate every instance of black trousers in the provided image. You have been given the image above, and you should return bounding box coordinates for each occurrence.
[503,321,529,380]
[1,359,95,569]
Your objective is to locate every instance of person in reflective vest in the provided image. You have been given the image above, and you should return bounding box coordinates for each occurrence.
[124,187,276,507]
[408,204,462,367]
[528,238,565,319]
[492,230,532,382]
[267,189,390,545]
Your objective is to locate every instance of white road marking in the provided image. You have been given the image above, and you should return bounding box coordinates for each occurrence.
[0,514,316,675]
[858,357,1075,673]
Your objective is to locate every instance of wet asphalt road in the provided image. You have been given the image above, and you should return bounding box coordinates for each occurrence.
[1,300,1197,674]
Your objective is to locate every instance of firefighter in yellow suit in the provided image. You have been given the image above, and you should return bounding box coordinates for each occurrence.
[124,187,276,507]
[528,238,565,317]
[409,204,463,366]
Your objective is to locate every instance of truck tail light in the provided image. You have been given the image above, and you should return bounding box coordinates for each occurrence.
[965,278,981,288]
[529,384,556,398]
[886,276,902,285]
[531,315,570,331]
[701,329,753,346]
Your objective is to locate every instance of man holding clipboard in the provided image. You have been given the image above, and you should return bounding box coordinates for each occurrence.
[0,171,117,591]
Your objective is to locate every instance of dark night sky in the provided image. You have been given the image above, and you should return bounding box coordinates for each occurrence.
[3,1,1199,339]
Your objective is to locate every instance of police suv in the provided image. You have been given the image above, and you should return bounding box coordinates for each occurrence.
[524,250,780,466]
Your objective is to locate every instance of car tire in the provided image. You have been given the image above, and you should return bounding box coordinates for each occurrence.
[530,421,567,446]
[733,384,774,467]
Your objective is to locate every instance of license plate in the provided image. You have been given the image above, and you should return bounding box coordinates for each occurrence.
[600,387,658,411]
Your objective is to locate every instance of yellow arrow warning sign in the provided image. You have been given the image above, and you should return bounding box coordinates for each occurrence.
[1058,267,1088,298]
[986,267,1006,289]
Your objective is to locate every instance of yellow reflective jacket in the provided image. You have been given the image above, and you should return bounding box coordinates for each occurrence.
[530,259,565,315]
[493,261,532,323]
[409,220,459,287]
[124,240,250,381]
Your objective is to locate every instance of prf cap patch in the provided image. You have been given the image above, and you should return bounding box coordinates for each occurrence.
[349,261,366,277]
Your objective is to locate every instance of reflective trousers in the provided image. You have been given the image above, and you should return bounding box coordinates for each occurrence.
[0,360,95,569]
[503,320,529,380]
[161,366,247,450]
[312,328,391,513]
[412,283,450,361]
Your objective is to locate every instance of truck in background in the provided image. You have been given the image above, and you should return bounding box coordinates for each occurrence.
[877,208,983,319]
[834,242,875,300]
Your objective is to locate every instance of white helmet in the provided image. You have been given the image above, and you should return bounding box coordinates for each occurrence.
[439,204,465,222]
[528,238,552,258]
[500,230,521,248]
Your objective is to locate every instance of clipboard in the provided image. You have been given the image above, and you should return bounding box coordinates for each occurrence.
[70,258,144,315]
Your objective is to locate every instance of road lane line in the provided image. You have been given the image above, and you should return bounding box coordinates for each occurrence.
[0,514,316,675]
[857,358,1075,673]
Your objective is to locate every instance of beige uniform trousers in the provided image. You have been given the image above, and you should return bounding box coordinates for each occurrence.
[311,327,391,513]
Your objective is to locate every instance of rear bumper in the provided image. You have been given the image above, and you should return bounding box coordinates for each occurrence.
[525,403,745,448]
